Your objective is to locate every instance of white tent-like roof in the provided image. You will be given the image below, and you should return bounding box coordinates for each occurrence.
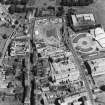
[95,27,105,35]
[95,27,105,40]
[98,38,105,44]
[95,33,105,40]
[73,101,82,105]
[95,27,105,47]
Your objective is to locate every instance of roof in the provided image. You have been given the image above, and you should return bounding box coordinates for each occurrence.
[95,27,105,40]
[95,27,105,35]
[71,13,95,27]
[94,27,105,47]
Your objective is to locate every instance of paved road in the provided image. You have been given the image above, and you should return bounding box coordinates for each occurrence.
[27,17,36,82]
[63,23,95,104]
[24,17,36,105]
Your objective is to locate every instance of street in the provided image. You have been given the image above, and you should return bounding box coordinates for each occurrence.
[64,24,95,105]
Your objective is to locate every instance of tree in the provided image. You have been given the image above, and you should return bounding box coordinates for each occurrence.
[84,61,92,75]
[96,47,99,51]
[40,98,44,105]
[56,6,64,17]
[100,85,105,91]
[48,57,53,63]
[54,98,61,105]
[8,43,11,56]
[2,34,8,39]
[38,53,41,57]
[0,52,2,58]
[8,5,15,14]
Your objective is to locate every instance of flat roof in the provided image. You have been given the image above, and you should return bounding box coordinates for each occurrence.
[71,13,95,27]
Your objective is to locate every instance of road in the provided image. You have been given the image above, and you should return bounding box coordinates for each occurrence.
[24,16,36,105]
[27,17,36,83]
[63,23,95,104]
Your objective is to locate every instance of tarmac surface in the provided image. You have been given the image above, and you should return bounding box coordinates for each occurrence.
[0,0,105,105]
[89,0,105,28]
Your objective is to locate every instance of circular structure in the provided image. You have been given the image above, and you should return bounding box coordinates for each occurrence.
[73,33,96,53]
[82,41,88,45]
[73,33,87,43]
[78,37,93,49]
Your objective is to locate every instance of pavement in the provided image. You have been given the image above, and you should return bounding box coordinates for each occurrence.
[67,36,95,105]
[63,20,95,104]
[0,1,105,105]
[24,17,36,105]
[86,0,105,28]
[93,0,105,28]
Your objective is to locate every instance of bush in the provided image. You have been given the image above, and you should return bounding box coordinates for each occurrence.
[2,34,8,39]
[100,85,105,91]
[0,52,2,58]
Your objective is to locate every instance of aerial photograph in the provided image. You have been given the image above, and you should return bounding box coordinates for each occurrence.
[0,0,105,105]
